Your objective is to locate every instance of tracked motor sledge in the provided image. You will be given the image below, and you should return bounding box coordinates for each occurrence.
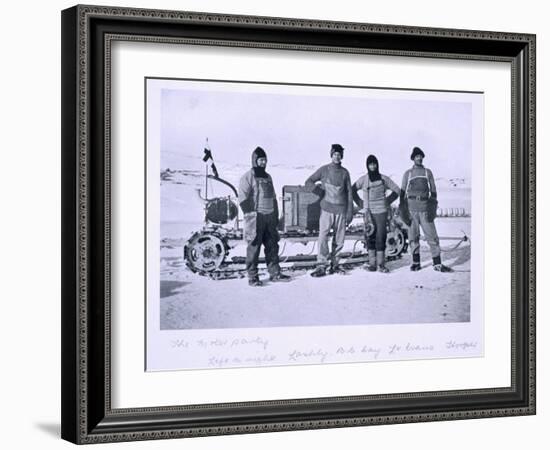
[183,148,409,279]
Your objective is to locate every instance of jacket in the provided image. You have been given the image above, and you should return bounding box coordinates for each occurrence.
[238,169,279,242]
[352,173,400,214]
[305,162,353,219]
[401,165,437,212]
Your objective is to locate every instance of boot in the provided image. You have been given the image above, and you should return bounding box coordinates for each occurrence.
[330,264,347,275]
[364,249,377,272]
[377,251,389,273]
[433,255,453,272]
[410,253,421,271]
[310,266,327,278]
[270,272,291,282]
[248,276,263,287]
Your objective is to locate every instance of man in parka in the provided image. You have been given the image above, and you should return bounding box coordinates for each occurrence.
[238,147,291,286]
[305,144,353,277]
[401,146,452,272]
[352,154,400,273]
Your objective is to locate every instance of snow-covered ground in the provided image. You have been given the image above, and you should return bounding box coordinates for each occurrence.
[157,157,472,330]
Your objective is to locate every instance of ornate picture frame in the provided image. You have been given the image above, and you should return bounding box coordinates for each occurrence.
[61,4,535,444]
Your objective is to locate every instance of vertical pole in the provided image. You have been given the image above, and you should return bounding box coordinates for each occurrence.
[205,162,208,200]
[204,163,208,224]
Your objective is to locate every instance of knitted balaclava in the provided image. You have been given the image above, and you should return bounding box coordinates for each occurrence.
[330,144,344,159]
[366,154,381,182]
[251,146,267,177]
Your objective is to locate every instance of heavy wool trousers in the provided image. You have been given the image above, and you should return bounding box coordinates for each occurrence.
[408,210,441,258]
[317,210,347,268]
[245,212,281,279]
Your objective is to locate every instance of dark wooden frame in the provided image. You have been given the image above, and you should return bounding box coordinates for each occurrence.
[61,4,536,444]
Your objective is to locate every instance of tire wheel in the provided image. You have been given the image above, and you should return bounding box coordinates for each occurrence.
[184,232,227,273]
[385,226,407,259]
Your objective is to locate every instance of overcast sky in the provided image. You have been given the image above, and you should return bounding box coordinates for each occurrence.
[159,81,477,179]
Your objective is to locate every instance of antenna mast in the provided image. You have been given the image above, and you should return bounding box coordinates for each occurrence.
[204,137,209,200]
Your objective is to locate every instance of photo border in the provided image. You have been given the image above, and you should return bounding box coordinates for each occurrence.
[145,76,483,371]
[61,4,535,444]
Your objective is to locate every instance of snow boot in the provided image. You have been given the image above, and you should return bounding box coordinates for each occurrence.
[433,256,453,272]
[377,251,389,273]
[365,249,377,272]
[248,276,263,287]
[310,266,327,278]
[329,265,347,275]
[410,253,421,271]
[270,272,291,282]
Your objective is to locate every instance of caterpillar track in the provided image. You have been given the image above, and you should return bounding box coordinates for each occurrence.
[183,220,409,279]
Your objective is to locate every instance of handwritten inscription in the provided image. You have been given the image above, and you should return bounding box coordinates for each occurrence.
[168,336,277,368]
[446,340,478,351]
[361,346,382,360]
[167,335,479,369]
[231,337,269,350]
[208,354,276,368]
[170,339,189,349]
[288,349,329,363]
[196,336,270,350]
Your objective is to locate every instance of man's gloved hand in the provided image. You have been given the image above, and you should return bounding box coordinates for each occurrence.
[310,184,324,198]
[427,198,438,223]
[399,192,412,227]
[386,191,399,206]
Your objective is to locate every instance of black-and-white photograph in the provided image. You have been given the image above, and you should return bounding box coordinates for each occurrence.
[146,78,483,371]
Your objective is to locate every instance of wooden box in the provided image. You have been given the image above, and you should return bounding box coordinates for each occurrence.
[282,185,321,233]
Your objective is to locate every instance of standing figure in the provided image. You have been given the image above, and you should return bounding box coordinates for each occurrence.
[352,155,400,273]
[401,146,452,272]
[305,144,353,277]
[238,147,291,286]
